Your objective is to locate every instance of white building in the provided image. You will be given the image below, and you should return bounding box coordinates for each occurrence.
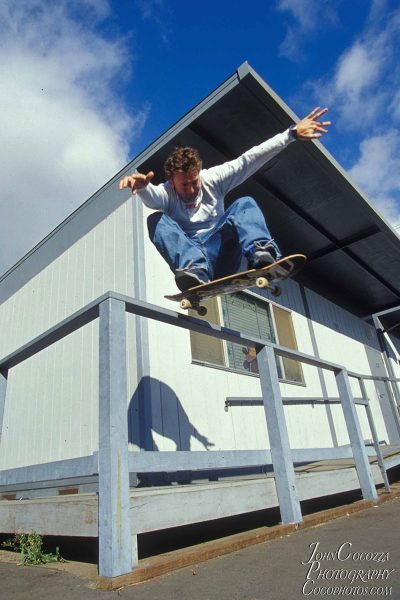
[1,63,399,580]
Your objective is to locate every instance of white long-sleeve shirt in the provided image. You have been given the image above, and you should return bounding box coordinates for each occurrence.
[137,129,294,236]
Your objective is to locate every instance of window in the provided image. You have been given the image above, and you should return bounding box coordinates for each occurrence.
[221,292,276,372]
[273,305,304,383]
[190,292,304,384]
[189,298,226,366]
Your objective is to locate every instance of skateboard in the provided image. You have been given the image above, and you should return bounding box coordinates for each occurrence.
[165,254,306,316]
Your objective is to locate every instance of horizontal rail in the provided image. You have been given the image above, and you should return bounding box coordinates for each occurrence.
[129,450,272,472]
[226,397,369,407]
[0,298,103,370]
[0,454,98,487]
[0,446,385,486]
[119,293,346,372]
[0,476,98,494]
[348,372,400,384]
[126,446,377,473]
[0,292,346,374]
[1,291,399,386]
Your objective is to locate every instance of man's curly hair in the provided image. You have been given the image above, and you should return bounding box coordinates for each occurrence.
[164,146,202,179]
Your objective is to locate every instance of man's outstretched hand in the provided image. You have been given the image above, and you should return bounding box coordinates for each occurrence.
[118,171,154,193]
[117,107,330,193]
[295,107,331,140]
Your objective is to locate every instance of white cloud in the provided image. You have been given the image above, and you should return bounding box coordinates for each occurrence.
[348,130,400,225]
[390,88,400,122]
[325,42,389,128]
[301,3,400,226]
[277,0,319,31]
[335,43,381,97]
[0,0,148,277]
[312,5,400,128]
[277,0,338,61]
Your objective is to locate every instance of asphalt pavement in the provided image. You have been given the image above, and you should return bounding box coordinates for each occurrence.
[1,496,399,600]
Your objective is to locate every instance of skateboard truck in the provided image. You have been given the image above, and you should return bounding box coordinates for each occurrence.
[255,275,281,297]
[180,297,208,316]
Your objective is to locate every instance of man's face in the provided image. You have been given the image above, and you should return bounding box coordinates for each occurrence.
[171,169,201,202]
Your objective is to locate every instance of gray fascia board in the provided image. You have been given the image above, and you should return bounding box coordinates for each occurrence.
[119,71,240,175]
[0,70,240,305]
[238,61,300,123]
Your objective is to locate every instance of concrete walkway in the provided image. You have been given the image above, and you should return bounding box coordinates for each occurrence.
[1,495,399,599]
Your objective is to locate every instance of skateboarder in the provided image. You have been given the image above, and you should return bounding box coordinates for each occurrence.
[119,107,330,291]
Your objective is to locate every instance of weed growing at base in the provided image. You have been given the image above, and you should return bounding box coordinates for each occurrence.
[2,532,64,565]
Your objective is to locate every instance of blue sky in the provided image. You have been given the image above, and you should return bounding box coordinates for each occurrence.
[1,0,399,276]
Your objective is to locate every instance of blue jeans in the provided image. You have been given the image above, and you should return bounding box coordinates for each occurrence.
[147,196,281,281]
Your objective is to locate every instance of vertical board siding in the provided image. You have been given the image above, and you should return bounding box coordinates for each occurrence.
[142,208,318,451]
[0,201,134,357]
[0,323,99,469]
[142,205,250,452]
[142,202,389,452]
[0,201,135,469]
[304,288,389,443]
[0,196,392,467]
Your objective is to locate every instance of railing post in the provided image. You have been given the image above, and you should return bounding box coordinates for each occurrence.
[257,345,302,523]
[383,380,400,437]
[98,298,132,577]
[359,378,390,492]
[0,369,7,442]
[335,369,377,500]
[390,378,400,410]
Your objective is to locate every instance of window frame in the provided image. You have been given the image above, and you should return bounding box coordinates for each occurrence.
[269,301,305,385]
[189,290,305,386]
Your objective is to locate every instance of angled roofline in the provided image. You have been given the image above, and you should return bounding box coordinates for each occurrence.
[238,63,399,243]
[1,62,399,308]
[0,68,243,304]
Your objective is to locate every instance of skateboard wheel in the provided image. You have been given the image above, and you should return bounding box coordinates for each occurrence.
[180,298,192,310]
[271,286,282,297]
[256,277,269,289]
[197,306,208,317]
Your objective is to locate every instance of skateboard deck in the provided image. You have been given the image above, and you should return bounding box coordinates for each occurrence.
[165,254,306,315]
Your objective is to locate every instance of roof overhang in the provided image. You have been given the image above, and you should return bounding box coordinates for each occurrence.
[134,62,400,337]
[1,63,400,337]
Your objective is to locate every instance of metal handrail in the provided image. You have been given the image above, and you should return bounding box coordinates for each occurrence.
[1,290,399,577]
[1,290,399,385]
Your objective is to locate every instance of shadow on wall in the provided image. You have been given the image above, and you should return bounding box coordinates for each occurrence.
[127,376,276,486]
[128,376,215,452]
[128,376,216,485]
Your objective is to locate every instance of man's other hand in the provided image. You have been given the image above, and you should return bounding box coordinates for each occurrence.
[118,171,154,193]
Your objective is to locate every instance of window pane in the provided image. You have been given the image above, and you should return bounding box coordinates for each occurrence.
[189,298,225,366]
[273,305,304,383]
[221,292,275,372]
